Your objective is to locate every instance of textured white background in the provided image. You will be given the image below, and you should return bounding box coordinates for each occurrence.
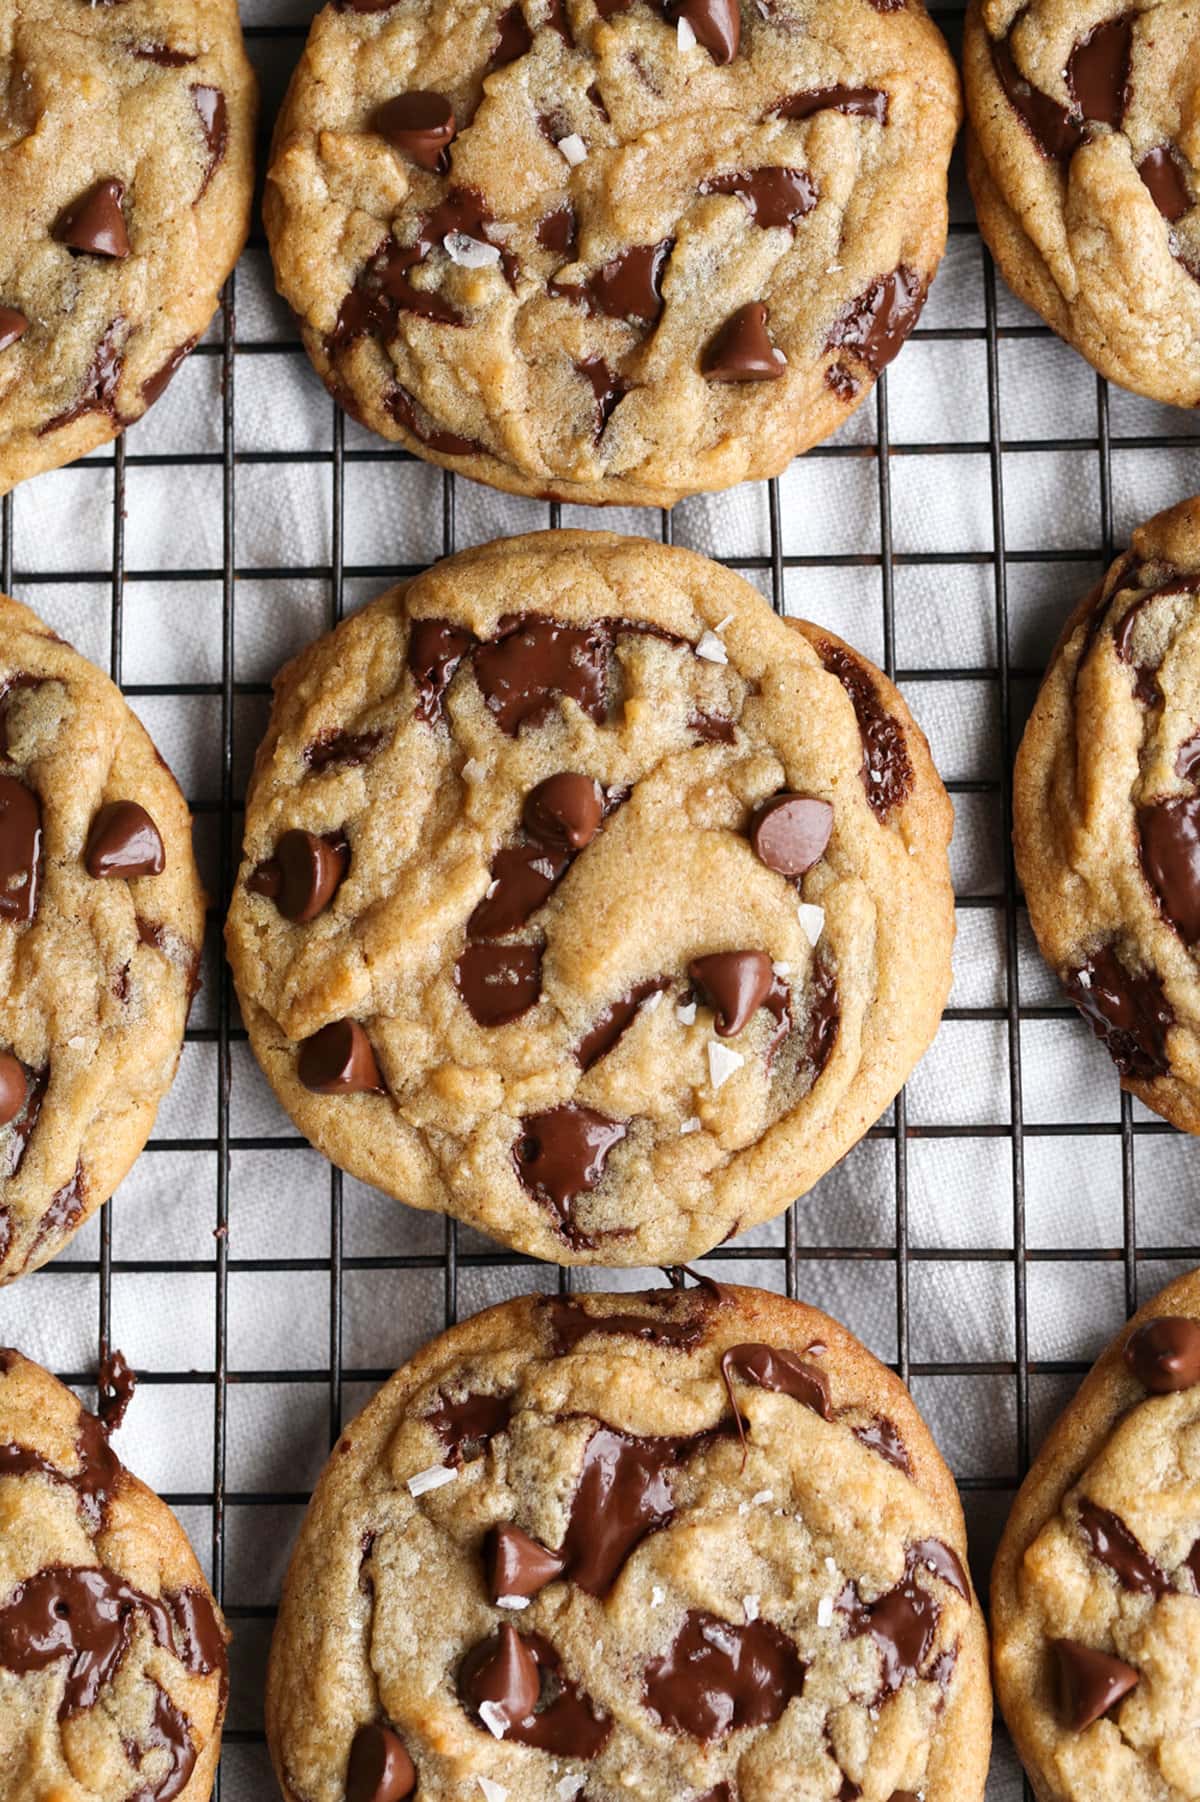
[2,1,1200,1795]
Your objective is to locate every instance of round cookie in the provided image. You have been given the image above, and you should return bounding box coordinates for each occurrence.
[963,0,1200,406]
[0,0,257,493]
[992,1266,1200,1801]
[264,0,961,507]
[1014,497,1200,1132]
[266,1282,991,1802]
[0,1346,228,1802]
[0,596,206,1281]
[225,530,954,1267]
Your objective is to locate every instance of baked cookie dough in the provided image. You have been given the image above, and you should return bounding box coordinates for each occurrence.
[992,1265,1200,1801]
[264,0,961,507]
[964,0,1200,406]
[0,595,206,1280]
[0,0,256,493]
[225,530,954,1266]
[266,1282,990,1802]
[1014,496,1200,1132]
[0,1346,228,1802]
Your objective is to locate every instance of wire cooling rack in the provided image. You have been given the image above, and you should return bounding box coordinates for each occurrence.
[3,2,1200,1797]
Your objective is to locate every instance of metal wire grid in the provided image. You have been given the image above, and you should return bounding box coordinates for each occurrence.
[1,7,1198,1794]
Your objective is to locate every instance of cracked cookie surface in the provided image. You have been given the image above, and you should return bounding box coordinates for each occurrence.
[0,595,206,1281]
[225,530,954,1267]
[264,0,960,507]
[1014,496,1200,1133]
[266,1282,990,1802]
[0,0,256,493]
[964,0,1200,405]
[993,1265,1200,1801]
[0,1346,228,1802]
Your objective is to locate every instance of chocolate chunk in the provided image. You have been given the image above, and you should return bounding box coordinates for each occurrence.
[524,773,604,848]
[749,792,833,875]
[456,941,543,1025]
[0,1564,189,1717]
[297,1020,385,1095]
[577,978,669,1068]
[910,1536,969,1599]
[804,956,839,1076]
[771,85,888,123]
[665,0,740,62]
[991,33,1081,161]
[385,383,480,455]
[514,1104,626,1242]
[490,2,533,65]
[644,1610,806,1738]
[304,727,385,771]
[853,1415,912,1475]
[332,190,518,346]
[1177,729,1200,782]
[256,828,349,923]
[543,1291,713,1354]
[40,318,126,434]
[1139,796,1200,942]
[345,1722,416,1802]
[689,952,775,1036]
[546,0,574,43]
[820,642,914,819]
[721,1341,832,1417]
[0,775,42,922]
[0,308,27,353]
[55,179,130,258]
[1064,946,1173,1080]
[191,86,227,198]
[701,166,816,227]
[84,801,165,880]
[2,1064,44,1180]
[129,41,198,66]
[469,841,570,937]
[0,1054,27,1129]
[1053,1638,1139,1732]
[427,1390,513,1463]
[409,618,476,725]
[35,1162,87,1259]
[825,266,925,376]
[1065,14,1131,128]
[1138,145,1192,222]
[474,615,609,733]
[537,203,578,254]
[459,1620,541,1727]
[167,1587,225,1678]
[1077,1500,1169,1596]
[577,356,631,438]
[551,240,674,324]
[836,1545,947,1700]
[560,1425,678,1593]
[140,337,197,407]
[702,302,787,382]
[486,1524,566,1602]
[1124,1315,1200,1392]
[690,711,735,743]
[97,1347,136,1435]
[373,91,456,171]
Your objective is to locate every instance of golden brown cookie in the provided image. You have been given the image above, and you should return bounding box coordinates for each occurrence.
[0,1346,228,1802]
[225,530,954,1267]
[964,0,1200,405]
[0,596,206,1281]
[1014,497,1200,1132]
[266,1282,991,1802]
[992,1266,1200,1801]
[0,0,257,493]
[264,0,961,506]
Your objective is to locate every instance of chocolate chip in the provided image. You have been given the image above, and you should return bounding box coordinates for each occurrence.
[373,91,456,171]
[665,0,740,61]
[0,1053,27,1128]
[690,711,735,743]
[721,1341,832,1417]
[771,85,888,123]
[644,1610,806,1738]
[304,727,385,772]
[836,1543,949,1701]
[0,308,27,353]
[1140,796,1200,941]
[490,3,533,65]
[96,1346,137,1436]
[471,843,569,939]
[345,1722,416,1802]
[749,792,833,875]
[701,166,816,227]
[702,302,787,382]
[550,240,674,324]
[191,86,228,198]
[1053,1638,1139,1732]
[537,203,578,254]
[408,618,476,726]
[1124,1315,1200,1392]
[514,1104,626,1242]
[54,179,130,258]
[427,1391,513,1464]
[297,1020,385,1094]
[486,1523,566,1601]
[1138,145,1192,222]
[819,641,914,819]
[688,951,775,1036]
[825,266,925,376]
[853,1415,912,1474]
[455,941,543,1025]
[475,616,609,734]
[523,773,604,849]
[0,775,42,923]
[1065,14,1131,128]
[261,828,349,923]
[129,40,198,66]
[1064,946,1173,1080]
[461,1627,611,1755]
[459,1621,540,1727]
[1077,1500,1169,1596]
[576,978,669,1068]
[576,356,631,438]
[84,801,165,879]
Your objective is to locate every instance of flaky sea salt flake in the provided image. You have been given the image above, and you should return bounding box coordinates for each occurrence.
[496,1594,530,1610]
[707,1040,744,1090]
[743,1594,759,1622]
[695,629,728,664]
[479,1701,509,1740]
[444,232,502,268]
[406,1462,456,1498]
[677,13,697,47]
[817,1594,834,1627]
[797,902,825,947]
[557,133,587,166]
[651,1584,666,1607]
[676,999,697,1026]
[479,1779,508,1802]
[679,1116,701,1135]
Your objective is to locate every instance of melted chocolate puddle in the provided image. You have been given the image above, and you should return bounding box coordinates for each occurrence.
[1064,945,1173,1080]
[331,189,519,347]
[836,1539,965,1703]
[426,1390,513,1465]
[644,1609,807,1738]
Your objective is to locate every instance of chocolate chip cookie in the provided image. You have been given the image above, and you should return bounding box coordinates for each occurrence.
[0,596,206,1280]
[264,0,961,507]
[0,0,256,493]
[225,531,954,1266]
[993,1266,1200,1801]
[0,1345,228,1802]
[1014,497,1200,1132]
[964,0,1200,406]
[266,1282,991,1802]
